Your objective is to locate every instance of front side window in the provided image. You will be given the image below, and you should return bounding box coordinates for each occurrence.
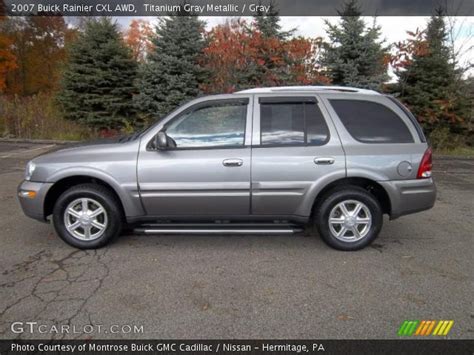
[260,98,329,146]
[329,99,414,143]
[165,100,248,148]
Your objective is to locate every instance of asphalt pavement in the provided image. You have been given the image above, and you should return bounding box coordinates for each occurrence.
[0,141,472,339]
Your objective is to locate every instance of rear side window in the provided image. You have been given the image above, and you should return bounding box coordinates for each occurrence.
[329,99,414,143]
[386,96,426,142]
[260,97,329,146]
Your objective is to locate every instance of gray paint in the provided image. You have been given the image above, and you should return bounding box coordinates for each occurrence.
[18,88,436,225]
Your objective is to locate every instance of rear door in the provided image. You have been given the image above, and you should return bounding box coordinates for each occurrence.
[250,95,346,217]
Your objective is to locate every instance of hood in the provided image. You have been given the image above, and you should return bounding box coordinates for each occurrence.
[32,136,139,165]
[41,137,123,155]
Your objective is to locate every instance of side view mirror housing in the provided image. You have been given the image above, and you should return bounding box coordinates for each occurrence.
[155,131,169,150]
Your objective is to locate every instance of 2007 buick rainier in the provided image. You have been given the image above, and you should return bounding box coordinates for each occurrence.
[18,86,436,251]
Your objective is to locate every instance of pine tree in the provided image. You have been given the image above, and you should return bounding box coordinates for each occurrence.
[134,16,206,120]
[249,4,304,87]
[58,18,137,129]
[253,3,294,40]
[396,10,469,135]
[321,0,389,90]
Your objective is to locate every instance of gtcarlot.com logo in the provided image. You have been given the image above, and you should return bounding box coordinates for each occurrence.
[398,320,454,336]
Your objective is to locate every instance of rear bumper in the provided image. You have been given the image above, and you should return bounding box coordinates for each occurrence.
[17,180,53,222]
[378,178,436,219]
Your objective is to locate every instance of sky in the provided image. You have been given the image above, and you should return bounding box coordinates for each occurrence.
[116,16,474,78]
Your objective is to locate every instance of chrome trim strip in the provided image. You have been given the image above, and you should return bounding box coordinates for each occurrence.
[134,228,302,234]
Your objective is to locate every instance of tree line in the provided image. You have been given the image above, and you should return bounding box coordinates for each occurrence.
[0,0,471,148]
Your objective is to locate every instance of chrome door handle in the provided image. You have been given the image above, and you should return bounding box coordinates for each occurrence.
[314,157,335,165]
[223,158,243,167]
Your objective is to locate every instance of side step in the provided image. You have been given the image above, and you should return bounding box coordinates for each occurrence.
[134,226,303,235]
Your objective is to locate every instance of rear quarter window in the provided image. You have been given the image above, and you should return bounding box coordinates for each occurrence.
[329,99,414,144]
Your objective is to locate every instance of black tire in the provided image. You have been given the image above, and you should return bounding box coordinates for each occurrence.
[314,186,383,251]
[52,183,123,249]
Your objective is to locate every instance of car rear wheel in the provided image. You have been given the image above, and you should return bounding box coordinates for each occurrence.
[314,186,383,251]
[52,184,122,249]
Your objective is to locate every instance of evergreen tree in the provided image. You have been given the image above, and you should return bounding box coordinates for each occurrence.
[253,3,294,40]
[321,0,389,90]
[134,16,206,120]
[249,4,302,86]
[58,18,137,129]
[396,10,469,135]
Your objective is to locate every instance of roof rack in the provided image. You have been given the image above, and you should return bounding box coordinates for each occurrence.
[236,86,380,95]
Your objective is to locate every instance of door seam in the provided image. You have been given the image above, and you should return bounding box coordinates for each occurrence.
[249,94,254,215]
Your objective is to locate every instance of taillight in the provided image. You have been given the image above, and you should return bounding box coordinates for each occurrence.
[417,147,433,179]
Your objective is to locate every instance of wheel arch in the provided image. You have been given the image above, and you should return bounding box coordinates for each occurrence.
[44,175,127,219]
[310,177,392,217]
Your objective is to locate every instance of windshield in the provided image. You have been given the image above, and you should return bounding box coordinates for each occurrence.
[118,122,157,142]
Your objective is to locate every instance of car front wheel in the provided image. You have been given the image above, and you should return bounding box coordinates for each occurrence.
[52,184,122,249]
[314,186,383,251]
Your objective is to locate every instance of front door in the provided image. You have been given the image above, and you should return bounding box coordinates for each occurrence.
[137,97,252,217]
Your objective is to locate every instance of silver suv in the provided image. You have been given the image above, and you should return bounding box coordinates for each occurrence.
[18,86,436,251]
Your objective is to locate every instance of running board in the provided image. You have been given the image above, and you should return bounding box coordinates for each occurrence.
[134,227,303,235]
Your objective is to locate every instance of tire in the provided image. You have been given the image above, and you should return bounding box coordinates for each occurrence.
[52,183,123,249]
[314,186,383,251]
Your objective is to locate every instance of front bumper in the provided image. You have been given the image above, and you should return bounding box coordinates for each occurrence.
[17,180,54,222]
[378,178,436,220]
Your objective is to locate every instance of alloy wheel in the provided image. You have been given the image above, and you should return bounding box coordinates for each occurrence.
[328,199,372,242]
[63,198,108,241]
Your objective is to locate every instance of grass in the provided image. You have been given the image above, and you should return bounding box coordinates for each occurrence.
[0,94,95,141]
[433,146,474,157]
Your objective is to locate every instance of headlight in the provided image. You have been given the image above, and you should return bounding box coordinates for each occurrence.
[25,161,36,181]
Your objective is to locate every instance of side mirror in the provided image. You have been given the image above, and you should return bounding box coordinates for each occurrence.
[155,131,169,149]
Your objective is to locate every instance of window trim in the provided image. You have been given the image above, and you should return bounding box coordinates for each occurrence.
[328,98,415,144]
[147,98,250,151]
[259,96,318,104]
[257,98,330,148]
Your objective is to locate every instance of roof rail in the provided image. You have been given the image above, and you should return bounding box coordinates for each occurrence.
[236,86,380,95]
